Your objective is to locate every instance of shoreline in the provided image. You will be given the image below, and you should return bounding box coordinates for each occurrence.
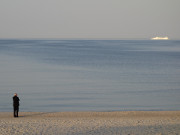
[1,111,180,135]
[1,110,180,116]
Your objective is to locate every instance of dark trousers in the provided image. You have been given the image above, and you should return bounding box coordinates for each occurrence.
[13,106,19,117]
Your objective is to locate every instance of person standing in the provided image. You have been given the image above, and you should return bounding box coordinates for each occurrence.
[13,93,20,117]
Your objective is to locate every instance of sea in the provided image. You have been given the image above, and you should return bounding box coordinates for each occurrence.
[0,39,180,112]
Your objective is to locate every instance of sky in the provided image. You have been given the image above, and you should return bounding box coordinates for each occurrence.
[0,0,180,39]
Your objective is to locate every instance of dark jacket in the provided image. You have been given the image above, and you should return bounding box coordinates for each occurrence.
[13,96,20,107]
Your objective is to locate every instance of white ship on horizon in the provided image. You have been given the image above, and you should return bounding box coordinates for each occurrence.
[151,36,169,40]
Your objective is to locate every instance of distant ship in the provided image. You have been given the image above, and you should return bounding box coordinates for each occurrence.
[151,36,169,40]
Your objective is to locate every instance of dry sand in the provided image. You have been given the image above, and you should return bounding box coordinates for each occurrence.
[0,111,180,135]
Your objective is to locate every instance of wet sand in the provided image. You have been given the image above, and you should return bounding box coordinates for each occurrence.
[0,111,180,135]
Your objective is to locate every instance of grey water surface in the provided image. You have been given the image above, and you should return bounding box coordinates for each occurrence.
[0,40,180,112]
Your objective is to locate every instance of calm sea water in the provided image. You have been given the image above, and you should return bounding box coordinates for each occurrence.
[0,40,180,112]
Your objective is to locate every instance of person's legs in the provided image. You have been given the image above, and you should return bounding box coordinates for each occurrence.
[13,106,19,117]
[16,106,19,117]
[13,107,16,117]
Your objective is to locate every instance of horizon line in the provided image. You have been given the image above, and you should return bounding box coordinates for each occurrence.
[0,37,179,40]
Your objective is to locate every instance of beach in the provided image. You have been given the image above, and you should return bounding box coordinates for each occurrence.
[0,111,180,135]
[1,40,180,134]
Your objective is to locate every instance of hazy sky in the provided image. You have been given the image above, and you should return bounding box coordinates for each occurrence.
[0,0,180,39]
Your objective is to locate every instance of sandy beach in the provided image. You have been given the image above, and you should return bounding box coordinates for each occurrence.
[0,111,180,135]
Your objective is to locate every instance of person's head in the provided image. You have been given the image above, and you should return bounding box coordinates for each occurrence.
[14,93,17,96]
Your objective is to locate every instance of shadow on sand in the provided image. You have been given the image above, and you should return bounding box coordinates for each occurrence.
[19,112,52,118]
